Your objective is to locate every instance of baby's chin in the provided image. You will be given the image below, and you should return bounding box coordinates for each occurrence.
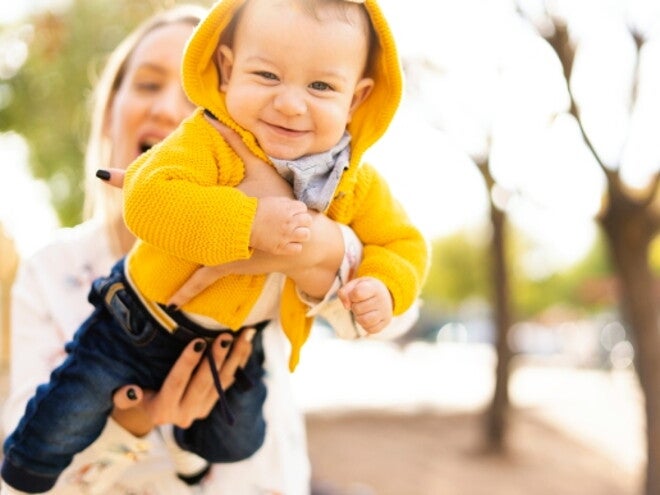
[263,149,305,162]
[258,139,309,162]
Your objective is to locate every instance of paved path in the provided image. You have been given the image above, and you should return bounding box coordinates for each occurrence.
[292,338,644,475]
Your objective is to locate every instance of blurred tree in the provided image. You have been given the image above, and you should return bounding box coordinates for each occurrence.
[476,158,514,452]
[420,182,617,454]
[409,2,658,478]
[516,4,660,493]
[0,0,200,226]
[420,170,517,450]
[407,82,519,450]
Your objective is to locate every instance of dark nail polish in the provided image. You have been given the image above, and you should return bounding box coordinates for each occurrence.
[96,169,111,181]
[127,388,137,400]
[220,338,233,349]
[166,304,179,312]
[193,341,206,352]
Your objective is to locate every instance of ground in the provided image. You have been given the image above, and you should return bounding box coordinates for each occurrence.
[305,408,641,495]
[0,339,645,495]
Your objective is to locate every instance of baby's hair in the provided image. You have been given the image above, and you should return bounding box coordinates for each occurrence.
[220,0,379,76]
[296,0,378,76]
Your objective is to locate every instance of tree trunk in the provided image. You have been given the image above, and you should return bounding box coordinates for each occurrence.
[474,161,514,452]
[484,199,513,451]
[600,188,660,495]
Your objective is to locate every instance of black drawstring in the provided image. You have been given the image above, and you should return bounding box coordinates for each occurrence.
[202,326,262,425]
[204,347,235,425]
[158,304,268,426]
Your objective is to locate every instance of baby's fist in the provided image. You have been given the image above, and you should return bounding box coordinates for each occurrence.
[338,277,393,334]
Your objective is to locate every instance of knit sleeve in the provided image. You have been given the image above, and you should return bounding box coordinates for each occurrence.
[123,113,256,266]
[350,164,430,315]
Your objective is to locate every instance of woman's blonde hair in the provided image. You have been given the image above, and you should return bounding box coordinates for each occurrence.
[83,4,206,222]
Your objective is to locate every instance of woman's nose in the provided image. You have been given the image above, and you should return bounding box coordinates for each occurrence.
[272,86,307,116]
[150,84,193,124]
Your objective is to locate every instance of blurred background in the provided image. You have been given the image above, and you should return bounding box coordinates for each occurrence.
[1,0,659,494]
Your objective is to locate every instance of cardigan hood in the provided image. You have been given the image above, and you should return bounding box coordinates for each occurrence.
[181,0,403,166]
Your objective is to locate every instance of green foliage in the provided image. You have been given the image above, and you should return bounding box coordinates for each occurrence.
[422,229,490,309]
[521,231,611,313]
[422,225,614,319]
[0,0,206,226]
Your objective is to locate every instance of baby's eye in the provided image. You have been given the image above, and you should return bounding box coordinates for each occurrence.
[256,71,278,81]
[309,81,332,91]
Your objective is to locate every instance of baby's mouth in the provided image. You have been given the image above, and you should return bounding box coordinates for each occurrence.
[267,123,306,136]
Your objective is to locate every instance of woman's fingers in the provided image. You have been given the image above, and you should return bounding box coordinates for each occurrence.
[157,339,207,405]
[138,338,207,427]
[111,385,156,436]
[220,328,255,385]
[181,329,254,418]
[166,266,226,308]
[96,168,126,188]
[178,334,236,419]
[112,384,144,410]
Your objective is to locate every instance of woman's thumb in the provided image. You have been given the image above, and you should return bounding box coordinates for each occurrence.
[96,168,126,189]
[112,385,144,410]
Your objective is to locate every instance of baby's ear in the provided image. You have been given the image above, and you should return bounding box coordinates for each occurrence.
[217,45,234,91]
[347,77,374,121]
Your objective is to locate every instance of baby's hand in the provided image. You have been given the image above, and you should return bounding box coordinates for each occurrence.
[250,196,312,255]
[338,277,393,334]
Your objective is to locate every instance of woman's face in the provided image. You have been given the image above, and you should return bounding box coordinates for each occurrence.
[107,22,196,170]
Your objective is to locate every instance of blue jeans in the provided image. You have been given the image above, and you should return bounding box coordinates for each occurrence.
[2,258,267,493]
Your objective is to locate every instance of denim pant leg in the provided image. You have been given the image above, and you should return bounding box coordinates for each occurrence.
[174,330,267,462]
[1,311,153,492]
[1,262,186,493]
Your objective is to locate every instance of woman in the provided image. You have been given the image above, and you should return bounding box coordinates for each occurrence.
[2,5,312,494]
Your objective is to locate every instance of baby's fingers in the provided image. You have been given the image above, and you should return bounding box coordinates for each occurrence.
[355,310,390,334]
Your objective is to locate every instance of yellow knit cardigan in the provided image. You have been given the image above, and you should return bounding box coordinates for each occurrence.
[123,0,429,369]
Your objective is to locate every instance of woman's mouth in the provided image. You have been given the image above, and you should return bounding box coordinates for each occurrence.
[138,137,162,154]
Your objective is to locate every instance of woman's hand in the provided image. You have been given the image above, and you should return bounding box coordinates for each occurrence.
[111,329,254,437]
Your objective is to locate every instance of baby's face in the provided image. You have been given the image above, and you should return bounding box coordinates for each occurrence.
[219,0,373,160]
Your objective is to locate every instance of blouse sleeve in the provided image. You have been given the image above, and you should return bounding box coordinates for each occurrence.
[3,259,65,432]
